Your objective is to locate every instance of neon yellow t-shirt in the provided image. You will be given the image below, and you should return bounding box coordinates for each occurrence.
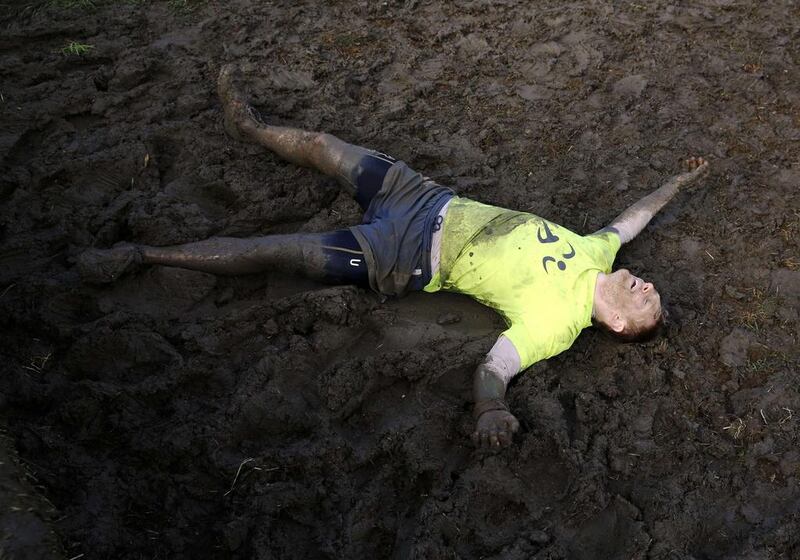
[424,197,621,370]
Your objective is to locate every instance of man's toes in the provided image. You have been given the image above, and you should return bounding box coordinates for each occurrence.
[498,431,511,446]
[471,431,480,447]
[480,432,491,448]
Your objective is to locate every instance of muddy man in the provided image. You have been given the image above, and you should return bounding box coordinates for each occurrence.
[78,65,711,449]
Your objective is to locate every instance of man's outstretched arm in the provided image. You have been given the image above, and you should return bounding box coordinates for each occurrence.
[601,157,710,244]
[472,336,521,449]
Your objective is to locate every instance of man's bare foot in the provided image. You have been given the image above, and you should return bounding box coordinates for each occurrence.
[216,64,266,141]
[675,155,710,190]
[77,243,142,284]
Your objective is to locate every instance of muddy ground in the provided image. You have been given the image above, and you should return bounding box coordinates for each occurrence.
[1,0,798,558]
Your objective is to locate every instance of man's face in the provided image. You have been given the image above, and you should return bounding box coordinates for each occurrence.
[606,269,662,330]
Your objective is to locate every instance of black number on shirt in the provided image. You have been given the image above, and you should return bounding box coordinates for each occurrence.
[537,222,576,273]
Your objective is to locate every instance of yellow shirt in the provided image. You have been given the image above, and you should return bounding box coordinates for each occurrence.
[424,197,620,369]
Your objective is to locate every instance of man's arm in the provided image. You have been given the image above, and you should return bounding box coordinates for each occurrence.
[471,336,521,449]
[600,157,709,244]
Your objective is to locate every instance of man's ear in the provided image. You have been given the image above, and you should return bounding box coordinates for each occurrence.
[609,313,625,333]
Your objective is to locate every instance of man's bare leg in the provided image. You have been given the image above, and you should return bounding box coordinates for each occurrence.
[77,231,368,285]
[217,64,371,192]
[138,235,325,277]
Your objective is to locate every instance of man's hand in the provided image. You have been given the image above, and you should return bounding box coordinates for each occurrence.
[471,339,522,449]
[601,155,711,244]
[674,156,710,192]
[472,407,520,449]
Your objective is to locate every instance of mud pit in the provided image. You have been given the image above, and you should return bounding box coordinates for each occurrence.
[1,1,799,558]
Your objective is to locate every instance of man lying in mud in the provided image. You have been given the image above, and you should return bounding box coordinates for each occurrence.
[79,65,710,449]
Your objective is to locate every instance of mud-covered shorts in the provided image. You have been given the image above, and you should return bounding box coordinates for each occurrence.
[349,161,453,297]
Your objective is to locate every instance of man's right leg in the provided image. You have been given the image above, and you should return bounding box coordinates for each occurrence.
[77,230,369,285]
[217,65,395,210]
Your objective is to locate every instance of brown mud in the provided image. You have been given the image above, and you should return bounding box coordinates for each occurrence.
[1,1,799,558]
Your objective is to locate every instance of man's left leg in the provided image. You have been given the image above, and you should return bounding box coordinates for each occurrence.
[78,66,402,285]
[77,230,368,285]
[218,64,396,210]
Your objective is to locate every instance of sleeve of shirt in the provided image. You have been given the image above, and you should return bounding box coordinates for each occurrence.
[586,230,622,273]
[502,316,578,371]
[484,335,521,384]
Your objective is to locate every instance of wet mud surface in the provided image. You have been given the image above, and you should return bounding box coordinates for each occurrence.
[1,1,799,558]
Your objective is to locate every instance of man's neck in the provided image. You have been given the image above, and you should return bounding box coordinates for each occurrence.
[592,272,609,320]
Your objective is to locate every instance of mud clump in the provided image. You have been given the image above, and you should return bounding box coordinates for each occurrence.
[1,2,799,558]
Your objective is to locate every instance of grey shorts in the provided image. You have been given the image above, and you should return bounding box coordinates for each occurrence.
[349,161,453,297]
